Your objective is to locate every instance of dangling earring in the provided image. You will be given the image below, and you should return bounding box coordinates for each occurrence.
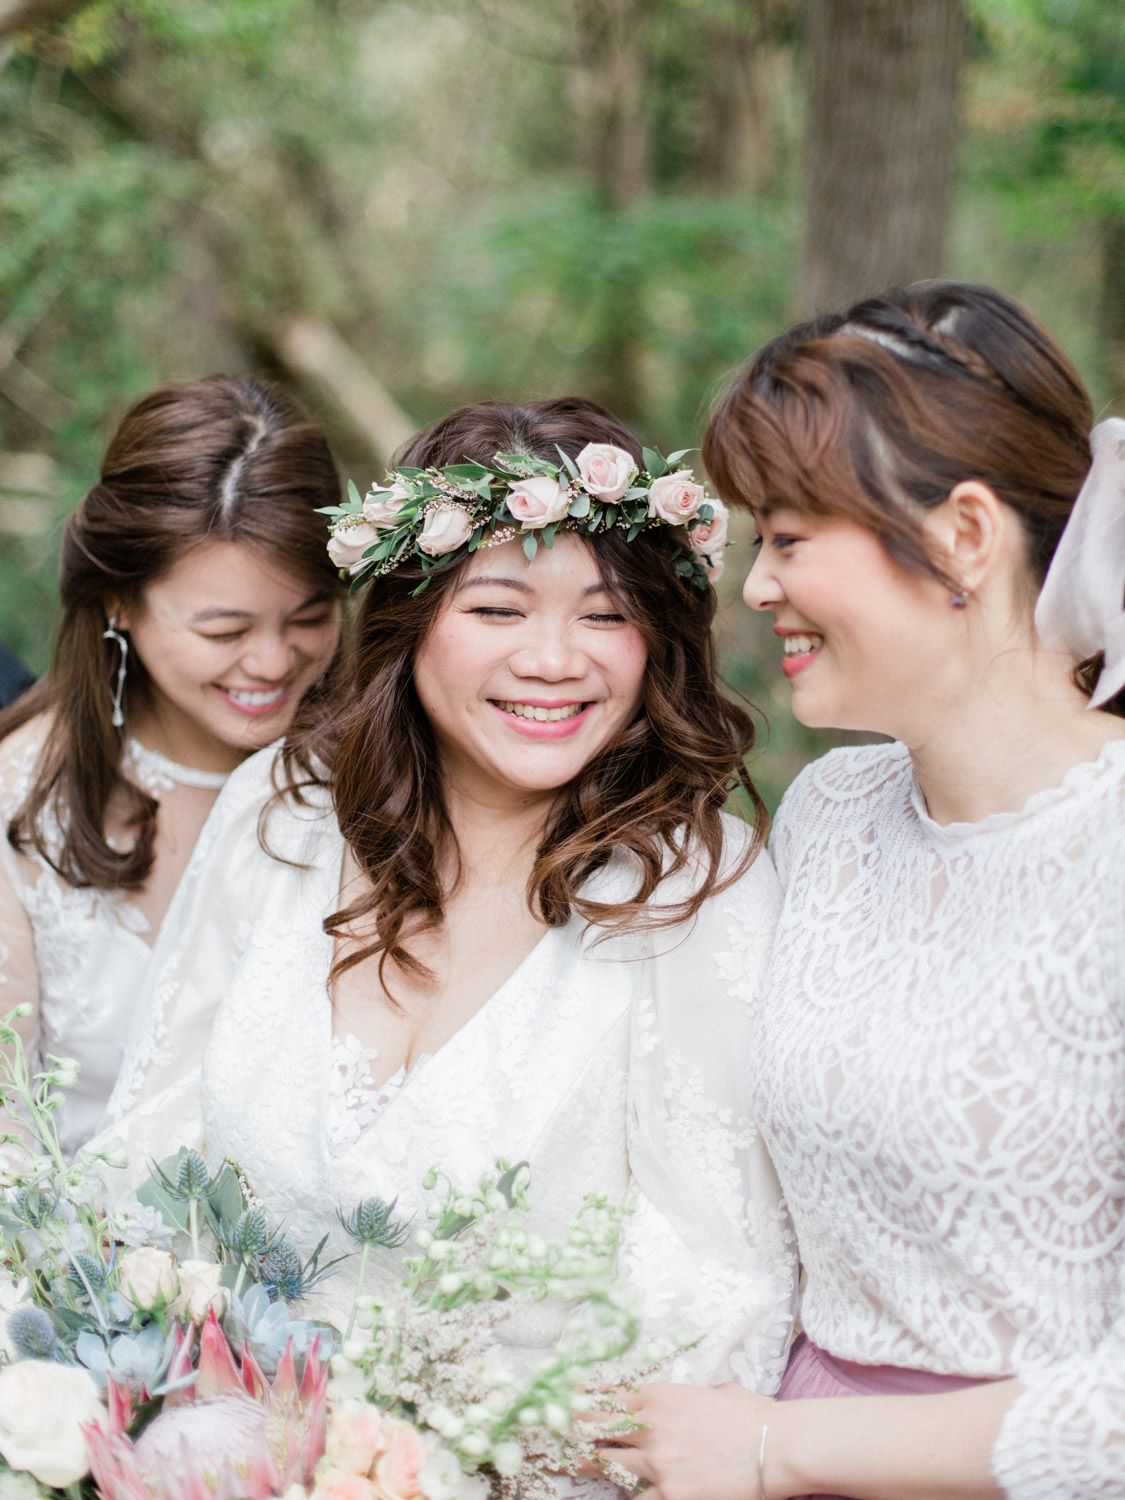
[949,589,969,609]
[103,614,129,728]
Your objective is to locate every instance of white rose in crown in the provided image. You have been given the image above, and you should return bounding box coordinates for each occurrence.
[328,521,380,573]
[648,469,705,524]
[688,499,729,562]
[418,505,475,556]
[171,1259,229,1323]
[363,481,412,529]
[575,442,636,502]
[505,475,571,529]
[118,1246,178,1313]
[0,1360,103,1487]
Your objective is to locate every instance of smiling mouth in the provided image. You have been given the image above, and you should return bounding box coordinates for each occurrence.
[218,683,289,711]
[780,632,824,678]
[493,700,587,722]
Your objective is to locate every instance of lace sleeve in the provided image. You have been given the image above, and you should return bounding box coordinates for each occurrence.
[622,827,796,1393]
[991,926,1125,1500]
[0,840,39,1027]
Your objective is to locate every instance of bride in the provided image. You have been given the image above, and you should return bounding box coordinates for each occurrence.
[102,396,795,1392]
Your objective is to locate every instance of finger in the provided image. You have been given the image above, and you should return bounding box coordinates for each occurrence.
[605,1447,652,1484]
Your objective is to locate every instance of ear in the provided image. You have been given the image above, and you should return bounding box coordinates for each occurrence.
[921,481,1012,594]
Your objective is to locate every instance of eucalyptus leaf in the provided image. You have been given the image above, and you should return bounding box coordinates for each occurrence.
[567,490,591,518]
[556,447,580,481]
[540,523,557,547]
[666,449,694,465]
[347,478,363,506]
[522,532,539,562]
[643,448,668,478]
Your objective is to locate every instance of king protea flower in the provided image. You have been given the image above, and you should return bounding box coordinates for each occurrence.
[84,1310,327,1500]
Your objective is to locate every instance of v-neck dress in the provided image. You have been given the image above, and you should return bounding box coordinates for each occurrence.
[103,744,797,1393]
[0,721,229,1156]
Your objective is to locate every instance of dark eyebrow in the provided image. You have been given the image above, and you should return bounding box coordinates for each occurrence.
[190,590,332,624]
[456,575,617,598]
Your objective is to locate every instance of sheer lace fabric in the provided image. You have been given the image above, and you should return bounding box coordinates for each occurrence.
[0,721,229,1155]
[104,745,797,1397]
[757,740,1125,1499]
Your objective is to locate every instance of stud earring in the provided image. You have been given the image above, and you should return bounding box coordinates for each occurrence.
[103,613,129,728]
[949,589,969,609]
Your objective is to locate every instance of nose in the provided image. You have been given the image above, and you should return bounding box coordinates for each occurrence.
[742,547,784,612]
[239,631,296,683]
[508,622,588,684]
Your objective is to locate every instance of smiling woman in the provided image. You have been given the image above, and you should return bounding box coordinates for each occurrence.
[102,398,798,1438]
[0,375,344,1155]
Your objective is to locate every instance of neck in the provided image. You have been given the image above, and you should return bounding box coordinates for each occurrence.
[440,769,556,895]
[903,639,1125,825]
[127,702,247,776]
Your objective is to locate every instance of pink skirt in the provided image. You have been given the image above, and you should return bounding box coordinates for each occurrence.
[774,1335,995,1500]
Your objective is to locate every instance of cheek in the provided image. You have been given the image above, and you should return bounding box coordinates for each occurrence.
[603,629,648,706]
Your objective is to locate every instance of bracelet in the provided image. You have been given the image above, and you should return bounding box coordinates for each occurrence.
[757,1422,769,1500]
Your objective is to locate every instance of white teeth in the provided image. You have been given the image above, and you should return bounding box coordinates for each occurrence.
[224,686,286,707]
[782,634,823,657]
[496,701,584,722]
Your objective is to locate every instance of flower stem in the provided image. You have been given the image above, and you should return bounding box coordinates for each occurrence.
[345,1242,371,1343]
[188,1196,200,1261]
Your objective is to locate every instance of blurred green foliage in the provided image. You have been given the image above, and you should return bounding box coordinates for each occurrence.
[1,0,1123,806]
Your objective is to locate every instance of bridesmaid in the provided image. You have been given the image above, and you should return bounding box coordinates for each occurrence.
[0,375,343,1155]
[607,282,1125,1498]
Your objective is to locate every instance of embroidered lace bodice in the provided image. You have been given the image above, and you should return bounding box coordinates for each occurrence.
[0,721,229,1155]
[104,745,797,1395]
[756,739,1125,1500]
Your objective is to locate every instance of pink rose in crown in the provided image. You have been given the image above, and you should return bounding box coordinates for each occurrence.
[505,476,571,529]
[373,1419,430,1500]
[328,522,380,573]
[417,505,475,556]
[647,470,705,525]
[688,499,729,563]
[575,443,637,502]
[363,481,412,530]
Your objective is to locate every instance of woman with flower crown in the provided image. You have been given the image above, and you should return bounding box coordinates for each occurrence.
[604,283,1125,1500]
[101,397,796,1406]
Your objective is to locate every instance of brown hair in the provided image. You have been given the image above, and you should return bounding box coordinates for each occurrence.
[2,374,346,890]
[704,281,1122,716]
[285,398,765,985]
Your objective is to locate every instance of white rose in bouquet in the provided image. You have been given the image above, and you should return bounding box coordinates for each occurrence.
[118,1246,178,1313]
[0,1360,103,1487]
[171,1259,229,1323]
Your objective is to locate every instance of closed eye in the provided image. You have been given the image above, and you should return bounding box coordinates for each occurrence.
[584,612,627,624]
[469,606,523,619]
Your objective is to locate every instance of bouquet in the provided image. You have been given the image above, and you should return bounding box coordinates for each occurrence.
[0,1011,654,1500]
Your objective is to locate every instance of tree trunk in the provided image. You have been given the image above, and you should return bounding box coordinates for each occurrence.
[799,0,964,315]
[1100,215,1125,414]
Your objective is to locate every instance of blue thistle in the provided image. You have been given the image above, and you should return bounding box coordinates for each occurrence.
[8,1306,62,1361]
[337,1196,412,1248]
[68,1251,109,1293]
[220,1207,273,1259]
[256,1234,341,1304]
[154,1149,212,1202]
[14,1184,59,1227]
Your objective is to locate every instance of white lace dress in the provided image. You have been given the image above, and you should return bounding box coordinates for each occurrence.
[0,723,228,1155]
[103,744,797,1393]
[756,739,1125,1500]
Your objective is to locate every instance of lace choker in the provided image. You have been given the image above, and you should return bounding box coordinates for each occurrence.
[124,738,233,796]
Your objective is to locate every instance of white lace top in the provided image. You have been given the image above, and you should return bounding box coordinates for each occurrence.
[755,739,1125,1500]
[0,723,229,1156]
[104,745,797,1393]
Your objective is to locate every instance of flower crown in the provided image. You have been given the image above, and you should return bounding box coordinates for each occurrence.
[321,442,729,593]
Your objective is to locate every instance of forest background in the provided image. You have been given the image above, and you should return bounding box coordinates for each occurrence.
[1,0,1122,809]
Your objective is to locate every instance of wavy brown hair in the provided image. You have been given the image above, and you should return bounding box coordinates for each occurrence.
[285,397,766,984]
[703,280,1123,717]
[2,375,345,891]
